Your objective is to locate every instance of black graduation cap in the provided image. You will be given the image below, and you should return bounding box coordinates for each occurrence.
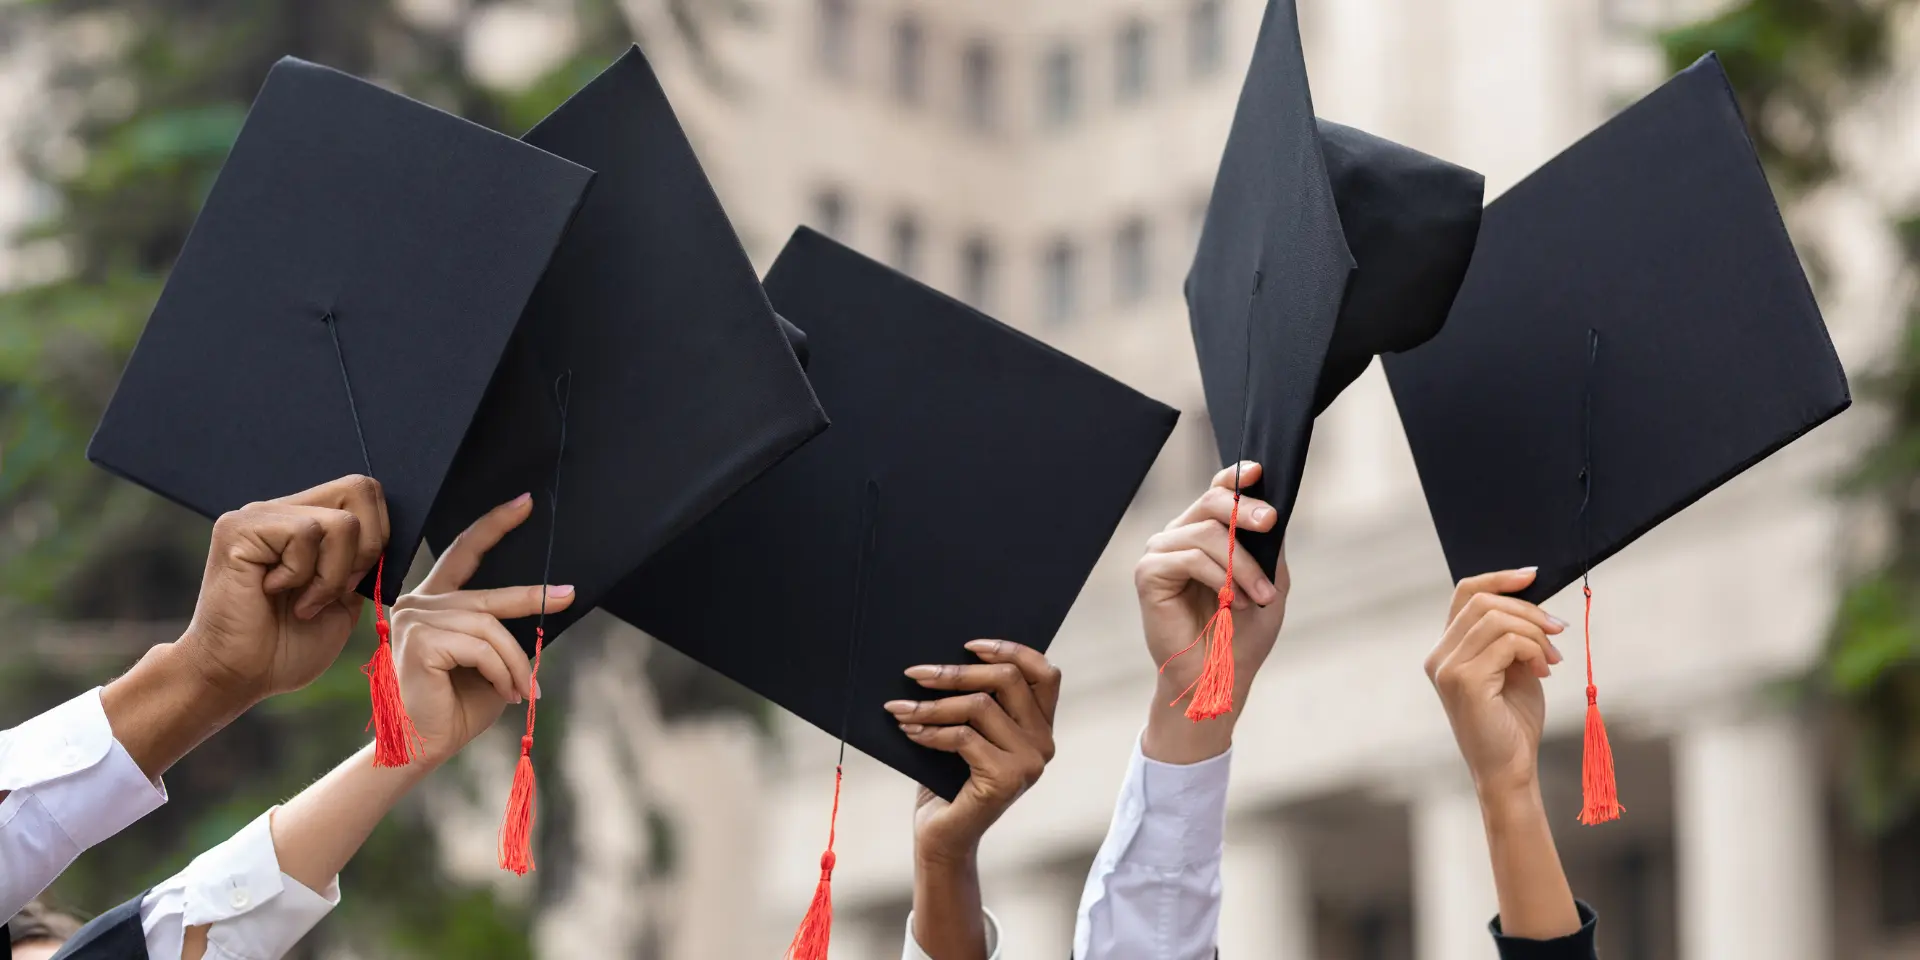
[419,46,826,653]
[1188,0,1484,579]
[87,56,593,595]
[1383,54,1849,825]
[606,228,1178,801]
[1385,53,1850,605]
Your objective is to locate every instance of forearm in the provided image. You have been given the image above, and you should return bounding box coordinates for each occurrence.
[912,848,987,959]
[269,743,433,892]
[99,641,255,781]
[1479,782,1581,939]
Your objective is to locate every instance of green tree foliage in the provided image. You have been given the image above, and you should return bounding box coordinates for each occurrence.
[0,1,727,954]
[1665,0,1920,828]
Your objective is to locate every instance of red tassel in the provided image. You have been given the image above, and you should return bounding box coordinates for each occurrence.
[362,557,420,767]
[499,627,545,873]
[1159,492,1240,721]
[784,765,843,960]
[1576,584,1623,825]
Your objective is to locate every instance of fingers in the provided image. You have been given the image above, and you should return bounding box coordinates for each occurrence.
[276,475,388,583]
[964,639,1062,726]
[1206,460,1264,492]
[408,626,521,704]
[418,494,536,595]
[399,583,575,620]
[900,661,1044,734]
[284,505,365,620]
[1448,568,1541,622]
[1427,590,1565,679]
[1449,610,1554,680]
[1132,548,1261,611]
[900,722,1010,770]
[393,607,535,700]
[1145,520,1277,605]
[245,506,323,595]
[1463,632,1550,683]
[886,691,1026,752]
[1167,466,1276,534]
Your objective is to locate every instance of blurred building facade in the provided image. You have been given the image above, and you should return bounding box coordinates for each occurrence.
[624,0,1920,957]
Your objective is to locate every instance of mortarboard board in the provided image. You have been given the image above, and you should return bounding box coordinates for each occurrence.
[605,228,1176,956]
[85,56,592,766]
[1178,0,1482,717]
[1384,54,1850,822]
[409,47,827,873]
[420,46,826,655]
[608,227,1177,797]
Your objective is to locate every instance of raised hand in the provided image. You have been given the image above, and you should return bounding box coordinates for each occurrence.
[179,474,389,703]
[390,493,570,766]
[1424,568,1566,798]
[1135,462,1288,761]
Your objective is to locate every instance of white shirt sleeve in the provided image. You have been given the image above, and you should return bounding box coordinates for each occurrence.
[0,687,169,917]
[141,807,340,960]
[1072,733,1231,960]
[900,908,1002,960]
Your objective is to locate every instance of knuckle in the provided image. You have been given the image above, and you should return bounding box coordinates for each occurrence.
[964,692,993,714]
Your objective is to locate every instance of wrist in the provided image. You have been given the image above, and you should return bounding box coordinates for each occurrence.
[1476,776,1546,829]
[915,834,980,874]
[1141,677,1238,764]
[101,641,256,779]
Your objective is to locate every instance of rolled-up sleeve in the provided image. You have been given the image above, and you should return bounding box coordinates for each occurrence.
[141,807,340,960]
[1,688,169,917]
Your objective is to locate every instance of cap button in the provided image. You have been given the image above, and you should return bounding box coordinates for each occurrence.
[520,735,535,753]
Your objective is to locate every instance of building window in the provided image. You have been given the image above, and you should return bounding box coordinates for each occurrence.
[1189,0,1225,77]
[1041,43,1079,129]
[817,0,854,79]
[1117,20,1152,103]
[962,40,999,131]
[1115,217,1152,303]
[889,211,920,275]
[961,235,994,309]
[893,16,924,105]
[813,188,850,241]
[1042,237,1078,325]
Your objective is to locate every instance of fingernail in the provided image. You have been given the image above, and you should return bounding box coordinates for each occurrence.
[1253,506,1273,524]
[512,492,532,506]
[531,679,542,700]
[1257,581,1277,604]
[549,584,574,598]
[1547,643,1564,664]
[1518,566,1538,574]
[1547,615,1568,630]
[964,639,996,653]
[899,723,925,735]
[883,700,917,714]
[512,693,524,704]
[904,665,938,679]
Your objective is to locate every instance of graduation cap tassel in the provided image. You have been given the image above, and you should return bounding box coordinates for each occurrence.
[499,373,571,873]
[1577,582,1622,825]
[500,626,544,873]
[1574,329,1621,825]
[786,764,843,960]
[363,557,420,767]
[325,311,421,767]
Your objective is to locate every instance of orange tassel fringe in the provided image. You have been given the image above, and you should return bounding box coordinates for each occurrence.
[1159,493,1240,721]
[1577,584,1622,825]
[363,557,420,767]
[785,765,843,960]
[499,627,545,873]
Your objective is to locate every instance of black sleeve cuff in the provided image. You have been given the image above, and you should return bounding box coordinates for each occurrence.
[1488,900,1599,959]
